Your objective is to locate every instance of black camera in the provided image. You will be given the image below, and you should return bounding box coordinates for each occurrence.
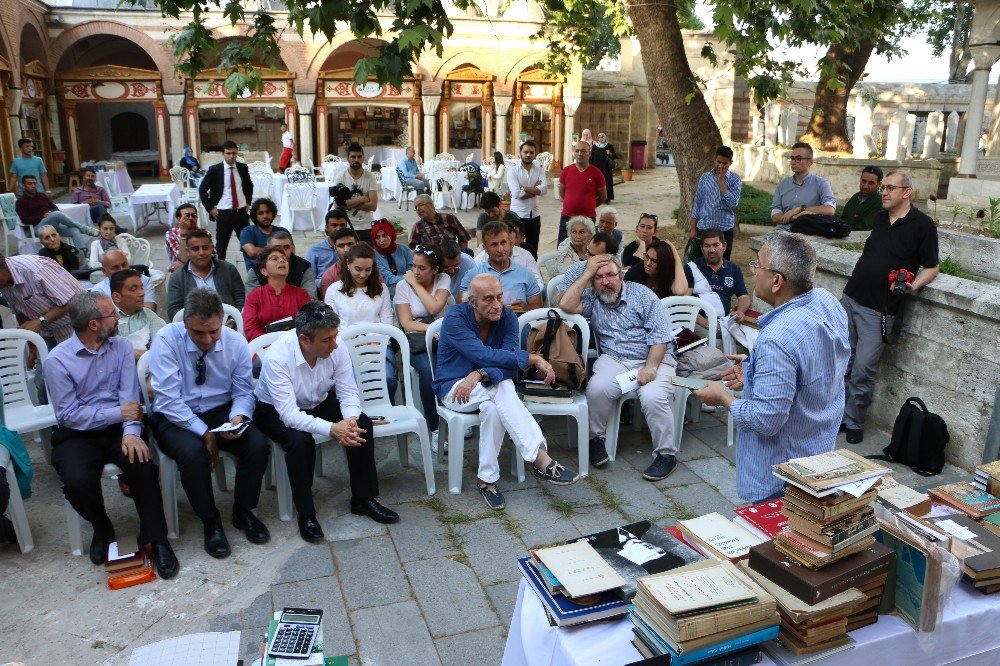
[888,268,914,295]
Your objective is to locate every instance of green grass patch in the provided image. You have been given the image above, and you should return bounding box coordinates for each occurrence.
[939,256,978,281]
[423,497,446,514]
[838,241,866,252]
[736,185,775,226]
[587,476,630,520]
[496,513,524,540]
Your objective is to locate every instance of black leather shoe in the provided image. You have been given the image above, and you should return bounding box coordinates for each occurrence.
[89,532,114,565]
[297,515,325,543]
[203,520,231,559]
[152,541,179,579]
[350,498,399,524]
[846,428,864,444]
[233,509,271,544]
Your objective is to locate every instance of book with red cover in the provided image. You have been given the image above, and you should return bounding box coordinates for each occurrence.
[747,540,894,605]
[734,500,787,539]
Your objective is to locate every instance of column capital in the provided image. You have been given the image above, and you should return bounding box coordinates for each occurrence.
[421,94,441,115]
[295,92,316,115]
[971,44,1000,71]
[562,96,582,117]
[493,95,513,116]
[163,93,186,116]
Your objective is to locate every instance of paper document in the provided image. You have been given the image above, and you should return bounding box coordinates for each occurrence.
[835,474,886,498]
[211,421,249,434]
[935,519,978,540]
[615,369,639,394]
[129,631,240,666]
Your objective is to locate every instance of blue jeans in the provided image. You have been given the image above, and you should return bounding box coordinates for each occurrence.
[88,204,108,224]
[409,351,439,432]
[385,347,399,401]
[31,212,91,250]
[405,177,430,193]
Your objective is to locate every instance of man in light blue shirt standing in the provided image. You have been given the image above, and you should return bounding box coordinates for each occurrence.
[8,138,48,196]
[148,288,271,559]
[695,232,850,503]
[398,146,430,193]
[690,146,742,260]
[770,142,836,232]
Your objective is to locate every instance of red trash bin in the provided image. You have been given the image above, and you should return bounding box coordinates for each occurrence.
[630,141,647,170]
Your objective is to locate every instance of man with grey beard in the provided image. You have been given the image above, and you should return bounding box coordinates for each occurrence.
[559,254,679,481]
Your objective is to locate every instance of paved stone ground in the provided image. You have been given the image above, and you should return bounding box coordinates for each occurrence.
[0,166,972,664]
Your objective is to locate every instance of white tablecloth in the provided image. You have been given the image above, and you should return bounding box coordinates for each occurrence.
[429,170,466,210]
[55,203,90,227]
[321,162,350,183]
[96,167,134,196]
[380,166,402,201]
[128,183,180,231]
[278,181,330,232]
[501,578,1000,666]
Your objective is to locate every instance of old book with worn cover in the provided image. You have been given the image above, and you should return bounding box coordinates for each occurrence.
[976,461,1000,497]
[734,499,787,540]
[738,562,865,626]
[782,486,879,522]
[748,540,895,604]
[774,450,888,492]
[533,541,627,598]
[926,482,1000,519]
[637,559,757,615]
[774,529,875,569]
[678,513,767,562]
[517,557,628,626]
[783,505,877,542]
[568,520,703,601]
[876,477,932,517]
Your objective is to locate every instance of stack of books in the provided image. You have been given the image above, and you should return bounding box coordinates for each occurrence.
[748,540,893,632]
[105,537,155,590]
[926,481,1000,519]
[677,512,767,562]
[772,451,888,569]
[630,560,778,664]
[927,513,1000,594]
[740,560,864,659]
[973,461,1000,495]
[733,499,788,542]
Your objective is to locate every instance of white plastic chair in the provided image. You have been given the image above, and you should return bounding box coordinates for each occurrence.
[168,166,190,190]
[248,332,295,521]
[0,435,32,553]
[285,165,314,184]
[603,296,718,462]
[545,276,562,307]
[172,304,245,336]
[341,323,435,495]
[65,462,124,556]
[434,153,455,162]
[0,192,20,256]
[286,182,319,231]
[516,309,591,478]
[537,251,561,281]
[0,330,58,445]
[115,233,152,267]
[250,171,274,200]
[433,178,458,212]
[136,352,180,538]
[425,318,523,494]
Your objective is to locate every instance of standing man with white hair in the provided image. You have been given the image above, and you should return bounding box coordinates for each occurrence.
[694,232,850,503]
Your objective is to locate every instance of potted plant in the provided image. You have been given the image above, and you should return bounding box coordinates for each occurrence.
[621,166,633,182]
[390,216,408,246]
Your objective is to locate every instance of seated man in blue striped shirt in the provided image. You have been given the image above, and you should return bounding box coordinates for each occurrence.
[694,232,850,503]
[690,146,742,259]
[560,254,678,481]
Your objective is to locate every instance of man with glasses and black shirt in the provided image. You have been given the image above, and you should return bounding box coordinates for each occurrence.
[506,140,547,252]
[840,170,938,444]
[149,288,271,558]
[770,142,836,231]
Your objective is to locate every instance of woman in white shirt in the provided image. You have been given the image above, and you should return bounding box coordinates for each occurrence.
[486,150,507,194]
[394,244,451,447]
[325,243,397,397]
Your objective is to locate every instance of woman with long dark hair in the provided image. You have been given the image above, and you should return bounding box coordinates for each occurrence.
[624,239,692,298]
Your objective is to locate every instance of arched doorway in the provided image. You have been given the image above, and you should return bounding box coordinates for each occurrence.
[55,34,166,178]
[511,69,565,161]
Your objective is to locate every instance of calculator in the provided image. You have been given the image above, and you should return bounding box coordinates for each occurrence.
[268,607,323,659]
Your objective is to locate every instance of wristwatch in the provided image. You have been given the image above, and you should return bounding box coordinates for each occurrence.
[38,315,48,327]
[800,205,807,213]
[477,368,489,383]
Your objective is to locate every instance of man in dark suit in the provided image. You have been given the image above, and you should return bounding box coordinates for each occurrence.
[198,140,253,261]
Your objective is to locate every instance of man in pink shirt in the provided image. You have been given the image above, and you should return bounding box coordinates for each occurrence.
[557,141,606,245]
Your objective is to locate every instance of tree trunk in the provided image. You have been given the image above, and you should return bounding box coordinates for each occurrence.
[949,1,971,83]
[623,0,722,225]
[799,40,874,154]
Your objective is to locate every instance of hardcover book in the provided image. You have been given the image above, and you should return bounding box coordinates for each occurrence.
[747,541,895,604]
[568,520,703,601]
[976,461,1000,496]
[876,477,932,517]
[532,541,627,598]
[517,557,628,626]
[630,611,779,665]
[734,499,787,540]
[926,481,1000,519]
[677,513,767,562]
[774,450,887,492]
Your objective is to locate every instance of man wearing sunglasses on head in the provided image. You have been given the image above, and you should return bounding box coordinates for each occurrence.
[770,142,836,231]
[148,288,271,559]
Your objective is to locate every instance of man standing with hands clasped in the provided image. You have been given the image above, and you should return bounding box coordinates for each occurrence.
[198,141,253,261]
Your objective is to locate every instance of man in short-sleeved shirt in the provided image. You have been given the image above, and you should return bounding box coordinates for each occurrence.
[8,139,48,196]
[409,195,471,249]
[770,142,836,231]
[840,170,939,443]
[557,141,607,245]
[691,229,750,320]
[459,221,541,312]
[336,144,378,243]
[0,253,84,344]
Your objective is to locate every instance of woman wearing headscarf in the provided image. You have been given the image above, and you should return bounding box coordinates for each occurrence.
[371,219,413,297]
[591,131,617,202]
[178,146,203,186]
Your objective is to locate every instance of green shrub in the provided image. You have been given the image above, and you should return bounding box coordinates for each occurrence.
[939,256,977,282]
[737,185,775,226]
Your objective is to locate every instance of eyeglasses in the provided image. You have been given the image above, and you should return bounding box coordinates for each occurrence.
[195,352,207,386]
[748,259,784,278]
[878,184,910,193]
[640,213,658,221]
[594,271,622,282]
[642,254,658,265]
[93,312,119,322]
[789,156,811,162]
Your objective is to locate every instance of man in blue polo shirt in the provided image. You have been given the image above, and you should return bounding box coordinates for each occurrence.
[770,142,836,231]
[239,198,287,271]
[459,221,541,313]
[692,229,751,321]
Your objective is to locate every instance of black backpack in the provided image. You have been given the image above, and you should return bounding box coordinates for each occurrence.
[867,397,948,476]
[789,214,852,238]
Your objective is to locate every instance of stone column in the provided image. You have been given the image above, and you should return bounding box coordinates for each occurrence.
[295,93,316,166]
[8,88,22,145]
[494,95,512,155]
[958,48,999,175]
[481,102,493,159]
[923,111,944,158]
[852,92,873,158]
[153,101,169,178]
[64,103,80,170]
[421,94,441,163]
[316,104,328,161]
[562,96,581,167]
[163,93,186,167]
[439,102,450,156]
[751,115,762,143]
[763,102,781,146]
[409,102,421,154]
[185,103,200,156]
[46,95,62,153]
[945,111,960,152]
[901,113,917,159]
[990,82,1000,157]
[884,107,908,160]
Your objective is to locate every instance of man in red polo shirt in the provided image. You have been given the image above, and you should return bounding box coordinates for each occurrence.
[557,141,607,245]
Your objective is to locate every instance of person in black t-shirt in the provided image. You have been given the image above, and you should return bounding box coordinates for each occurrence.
[840,170,939,444]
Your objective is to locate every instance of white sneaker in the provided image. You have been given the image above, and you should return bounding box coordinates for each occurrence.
[464,426,474,439]
[431,430,439,454]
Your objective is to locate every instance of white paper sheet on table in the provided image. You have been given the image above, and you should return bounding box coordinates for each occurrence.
[128,631,240,666]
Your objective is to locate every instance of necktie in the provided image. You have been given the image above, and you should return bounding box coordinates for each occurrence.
[229,166,238,212]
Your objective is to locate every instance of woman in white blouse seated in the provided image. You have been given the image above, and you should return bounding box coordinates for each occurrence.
[325,243,397,397]
[394,244,451,450]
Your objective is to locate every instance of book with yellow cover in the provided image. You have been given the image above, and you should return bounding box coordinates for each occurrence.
[533,541,627,599]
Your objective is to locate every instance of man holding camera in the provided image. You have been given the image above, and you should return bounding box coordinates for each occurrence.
[841,170,939,444]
